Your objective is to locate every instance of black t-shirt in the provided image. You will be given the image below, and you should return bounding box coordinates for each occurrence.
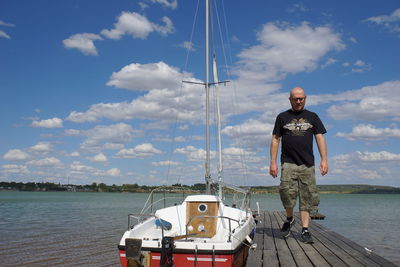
[272,109,326,167]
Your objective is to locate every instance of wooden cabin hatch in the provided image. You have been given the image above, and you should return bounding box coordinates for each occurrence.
[186,201,219,238]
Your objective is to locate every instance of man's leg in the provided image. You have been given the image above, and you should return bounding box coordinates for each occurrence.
[286,207,294,218]
[298,165,318,244]
[279,163,298,238]
[300,210,309,228]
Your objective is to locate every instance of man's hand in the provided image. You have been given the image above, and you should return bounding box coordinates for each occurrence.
[269,135,281,178]
[320,159,328,176]
[315,133,328,176]
[269,161,279,178]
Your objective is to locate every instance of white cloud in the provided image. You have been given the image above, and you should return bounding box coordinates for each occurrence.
[0,30,10,39]
[27,157,63,167]
[139,2,149,10]
[101,12,174,40]
[222,119,274,148]
[67,62,204,124]
[88,153,108,163]
[333,151,400,163]
[153,136,187,142]
[30,142,53,152]
[64,129,81,136]
[149,0,177,9]
[330,150,400,182]
[152,160,181,166]
[32,117,63,128]
[365,8,400,33]
[107,61,183,91]
[66,21,347,126]
[174,145,215,162]
[356,151,400,162]
[328,80,400,121]
[80,123,138,152]
[2,164,30,174]
[69,161,121,179]
[321,58,337,69]
[356,169,381,180]
[0,20,15,27]
[0,20,14,39]
[116,143,162,158]
[3,149,30,161]
[235,21,345,82]
[62,33,102,56]
[342,59,372,73]
[180,41,195,51]
[286,3,308,13]
[107,168,121,176]
[70,161,96,172]
[337,124,400,140]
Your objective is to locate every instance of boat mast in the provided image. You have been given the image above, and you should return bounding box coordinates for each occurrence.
[205,0,211,194]
[213,55,223,199]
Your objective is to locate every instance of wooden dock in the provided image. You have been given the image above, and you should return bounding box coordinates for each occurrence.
[246,211,397,267]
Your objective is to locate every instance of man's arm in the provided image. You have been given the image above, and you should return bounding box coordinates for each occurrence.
[315,133,328,176]
[269,134,281,178]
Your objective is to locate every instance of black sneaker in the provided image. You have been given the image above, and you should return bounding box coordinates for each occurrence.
[281,218,295,238]
[301,229,314,244]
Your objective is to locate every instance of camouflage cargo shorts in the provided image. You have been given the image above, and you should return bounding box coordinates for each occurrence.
[279,162,319,212]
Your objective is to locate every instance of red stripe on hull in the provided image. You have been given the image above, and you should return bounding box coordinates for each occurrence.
[119,245,249,267]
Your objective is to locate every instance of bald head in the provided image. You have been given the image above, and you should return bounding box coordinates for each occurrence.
[290,87,305,98]
[289,87,306,111]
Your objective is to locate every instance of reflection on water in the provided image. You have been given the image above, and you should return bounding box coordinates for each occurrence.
[0,191,399,266]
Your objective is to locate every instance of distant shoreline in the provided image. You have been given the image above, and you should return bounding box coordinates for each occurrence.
[1,181,399,194]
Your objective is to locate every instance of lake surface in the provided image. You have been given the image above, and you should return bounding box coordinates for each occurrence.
[0,191,399,266]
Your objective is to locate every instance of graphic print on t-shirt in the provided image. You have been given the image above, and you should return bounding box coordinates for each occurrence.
[283,118,313,136]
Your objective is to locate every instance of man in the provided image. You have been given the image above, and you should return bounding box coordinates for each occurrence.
[269,87,328,244]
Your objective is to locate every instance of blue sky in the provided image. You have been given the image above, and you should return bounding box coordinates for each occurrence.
[1,0,400,187]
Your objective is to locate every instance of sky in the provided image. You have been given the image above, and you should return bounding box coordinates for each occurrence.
[1,0,400,187]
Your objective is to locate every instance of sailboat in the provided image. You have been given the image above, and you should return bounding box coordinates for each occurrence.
[117,1,256,266]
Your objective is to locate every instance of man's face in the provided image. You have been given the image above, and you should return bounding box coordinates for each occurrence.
[289,90,306,111]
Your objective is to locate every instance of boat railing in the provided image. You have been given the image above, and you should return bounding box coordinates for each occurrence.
[209,178,252,211]
[140,186,195,215]
[128,213,173,241]
[128,213,155,229]
[185,215,240,242]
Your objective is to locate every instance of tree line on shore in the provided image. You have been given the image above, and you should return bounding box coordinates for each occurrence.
[0,181,206,193]
[1,181,399,194]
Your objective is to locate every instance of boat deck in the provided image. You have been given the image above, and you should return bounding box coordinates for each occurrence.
[246,211,396,267]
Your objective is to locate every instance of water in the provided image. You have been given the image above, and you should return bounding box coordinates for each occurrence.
[0,191,399,266]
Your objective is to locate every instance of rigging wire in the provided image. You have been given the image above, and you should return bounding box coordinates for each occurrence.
[218,0,250,187]
[165,0,201,185]
[210,0,250,187]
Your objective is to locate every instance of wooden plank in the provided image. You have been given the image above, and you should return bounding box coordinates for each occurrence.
[314,222,397,267]
[287,214,347,267]
[292,212,364,267]
[246,248,262,267]
[263,211,276,251]
[262,211,280,265]
[311,221,381,267]
[269,211,297,266]
[246,211,397,267]
[246,212,264,267]
[275,211,329,267]
[263,249,279,267]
